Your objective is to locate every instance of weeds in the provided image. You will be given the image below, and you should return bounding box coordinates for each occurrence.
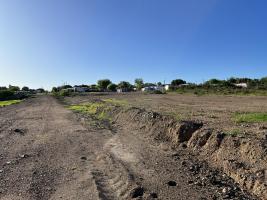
[0,100,22,107]
[233,112,267,123]
[68,101,117,122]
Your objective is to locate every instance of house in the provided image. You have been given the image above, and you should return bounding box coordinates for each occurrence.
[163,84,170,91]
[117,88,129,93]
[73,86,89,92]
[142,86,166,92]
[234,83,248,88]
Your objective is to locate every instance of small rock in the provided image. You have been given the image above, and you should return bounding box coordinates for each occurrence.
[6,161,11,165]
[167,181,177,186]
[222,187,229,194]
[149,192,158,198]
[80,156,87,160]
[130,186,144,198]
[181,161,186,165]
[0,170,3,173]
[19,154,29,158]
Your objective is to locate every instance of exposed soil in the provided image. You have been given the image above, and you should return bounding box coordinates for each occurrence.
[0,94,265,200]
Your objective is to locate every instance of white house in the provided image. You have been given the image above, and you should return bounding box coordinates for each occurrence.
[164,84,170,91]
[73,86,88,92]
[234,83,248,88]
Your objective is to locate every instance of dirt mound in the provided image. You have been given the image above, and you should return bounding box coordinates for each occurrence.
[103,106,267,199]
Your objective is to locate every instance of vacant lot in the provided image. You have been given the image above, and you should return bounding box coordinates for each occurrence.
[65,93,267,138]
[0,94,266,200]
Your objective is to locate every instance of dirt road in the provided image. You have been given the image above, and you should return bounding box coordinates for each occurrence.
[0,96,257,200]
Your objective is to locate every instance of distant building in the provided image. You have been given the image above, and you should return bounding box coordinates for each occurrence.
[142,86,166,92]
[163,84,170,91]
[117,88,129,93]
[234,83,248,88]
[73,86,89,92]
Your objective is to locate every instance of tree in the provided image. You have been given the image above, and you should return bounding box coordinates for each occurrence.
[8,85,20,92]
[22,86,29,91]
[97,79,112,91]
[157,82,162,86]
[61,85,72,90]
[171,79,186,86]
[144,83,156,87]
[117,81,133,90]
[204,79,222,85]
[89,84,99,91]
[107,83,117,92]
[52,87,59,93]
[37,88,45,93]
[134,78,144,90]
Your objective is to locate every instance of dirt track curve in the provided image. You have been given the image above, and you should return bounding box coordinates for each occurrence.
[0,95,257,200]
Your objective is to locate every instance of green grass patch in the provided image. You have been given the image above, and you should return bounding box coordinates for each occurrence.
[68,101,113,121]
[233,112,267,123]
[0,100,22,107]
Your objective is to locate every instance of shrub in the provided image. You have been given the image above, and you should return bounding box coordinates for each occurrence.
[59,89,71,97]
[0,90,15,100]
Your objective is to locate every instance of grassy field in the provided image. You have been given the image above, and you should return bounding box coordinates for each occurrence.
[0,100,22,107]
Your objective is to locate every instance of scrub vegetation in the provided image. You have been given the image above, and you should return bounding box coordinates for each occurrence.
[0,100,22,107]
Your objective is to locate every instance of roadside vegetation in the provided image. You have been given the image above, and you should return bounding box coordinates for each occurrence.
[0,85,41,106]
[0,100,22,107]
[233,112,267,123]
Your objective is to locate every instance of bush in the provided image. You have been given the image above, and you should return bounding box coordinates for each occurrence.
[0,90,15,100]
[59,90,72,97]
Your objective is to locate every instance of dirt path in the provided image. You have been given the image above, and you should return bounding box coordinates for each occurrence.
[0,96,257,200]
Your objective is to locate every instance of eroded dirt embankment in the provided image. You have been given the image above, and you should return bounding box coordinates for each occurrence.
[94,104,267,200]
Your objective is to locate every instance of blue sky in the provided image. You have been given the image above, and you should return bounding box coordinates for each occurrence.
[0,0,266,89]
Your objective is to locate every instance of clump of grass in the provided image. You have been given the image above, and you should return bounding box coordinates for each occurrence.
[225,129,244,137]
[233,112,267,123]
[68,102,114,121]
[0,100,22,107]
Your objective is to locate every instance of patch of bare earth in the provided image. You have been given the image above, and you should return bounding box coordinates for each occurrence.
[0,94,265,199]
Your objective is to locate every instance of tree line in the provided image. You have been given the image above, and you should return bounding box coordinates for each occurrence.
[52,76,267,96]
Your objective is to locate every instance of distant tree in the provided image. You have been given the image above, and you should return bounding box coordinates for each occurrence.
[117,81,133,90]
[8,85,20,92]
[52,87,59,93]
[204,79,222,85]
[97,79,112,91]
[144,83,156,87]
[157,82,162,86]
[107,83,117,92]
[37,88,45,93]
[89,84,99,91]
[134,78,144,90]
[0,86,7,90]
[61,85,72,89]
[171,79,186,86]
[22,86,29,91]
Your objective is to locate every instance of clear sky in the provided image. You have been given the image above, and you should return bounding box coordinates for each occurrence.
[0,0,266,89]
